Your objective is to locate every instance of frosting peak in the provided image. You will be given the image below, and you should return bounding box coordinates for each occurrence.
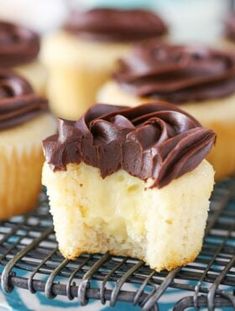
[0,21,40,67]
[43,102,215,188]
[0,70,47,130]
[115,41,235,103]
[65,9,167,42]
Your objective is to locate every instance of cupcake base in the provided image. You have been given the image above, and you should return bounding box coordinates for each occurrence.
[0,113,56,219]
[43,160,214,271]
[0,145,43,219]
[98,82,235,180]
[41,31,131,120]
[15,61,47,96]
[46,63,112,120]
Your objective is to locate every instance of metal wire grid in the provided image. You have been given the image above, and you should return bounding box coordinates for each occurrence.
[0,179,233,310]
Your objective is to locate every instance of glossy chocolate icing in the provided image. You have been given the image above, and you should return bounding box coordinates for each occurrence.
[0,21,40,67]
[65,9,167,42]
[0,70,47,130]
[115,41,235,103]
[43,102,215,188]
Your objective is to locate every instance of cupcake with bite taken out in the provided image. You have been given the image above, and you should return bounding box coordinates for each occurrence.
[0,21,47,95]
[98,41,235,180]
[41,8,168,120]
[0,69,56,219]
[42,102,215,271]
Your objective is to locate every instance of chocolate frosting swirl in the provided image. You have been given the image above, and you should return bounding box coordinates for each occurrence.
[43,102,215,188]
[0,70,48,130]
[224,13,235,42]
[115,41,235,103]
[65,9,167,42]
[0,21,40,67]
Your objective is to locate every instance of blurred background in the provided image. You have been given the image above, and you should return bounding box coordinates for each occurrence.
[0,0,232,42]
[0,1,234,311]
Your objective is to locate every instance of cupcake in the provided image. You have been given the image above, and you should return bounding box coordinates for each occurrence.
[0,70,56,219]
[42,102,215,271]
[0,21,47,95]
[41,8,168,120]
[98,41,235,180]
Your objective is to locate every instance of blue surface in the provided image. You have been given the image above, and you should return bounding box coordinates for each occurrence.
[1,288,184,311]
[82,0,155,10]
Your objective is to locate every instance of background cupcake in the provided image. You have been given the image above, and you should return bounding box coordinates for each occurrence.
[41,6,168,120]
[98,41,235,180]
[0,70,56,219]
[0,21,47,95]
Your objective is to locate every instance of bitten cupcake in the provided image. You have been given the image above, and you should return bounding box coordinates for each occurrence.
[98,42,235,180]
[0,21,47,95]
[43,102,215,271]
[0,70,56,219]
[41,8,168,120]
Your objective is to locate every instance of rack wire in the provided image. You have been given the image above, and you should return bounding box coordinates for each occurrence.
[0,179,234,310]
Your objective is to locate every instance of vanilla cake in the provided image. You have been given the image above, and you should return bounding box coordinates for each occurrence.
[42,102,215,271]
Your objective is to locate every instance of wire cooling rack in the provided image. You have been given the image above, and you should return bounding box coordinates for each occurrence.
[0,179,234,311]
